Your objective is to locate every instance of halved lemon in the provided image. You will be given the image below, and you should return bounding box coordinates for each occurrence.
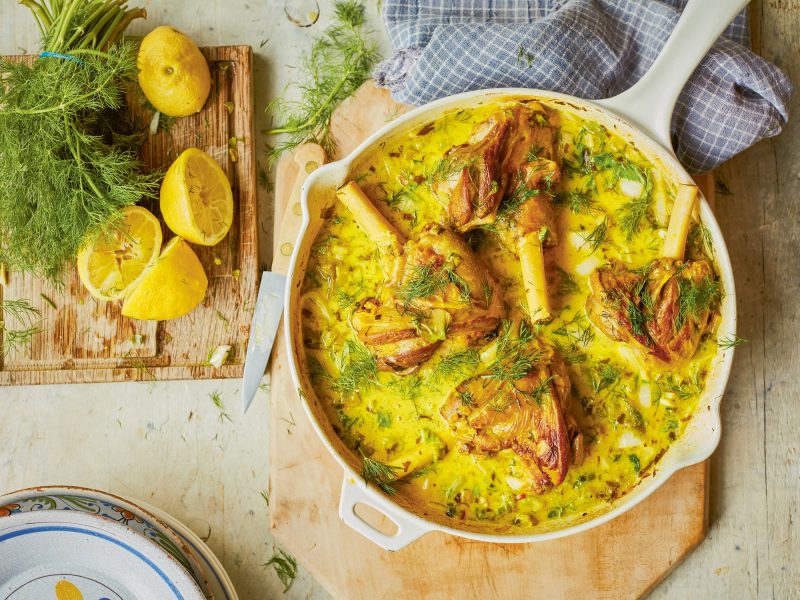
[121,237,208,321]
[77,206,163,301]
[160,148,234,246]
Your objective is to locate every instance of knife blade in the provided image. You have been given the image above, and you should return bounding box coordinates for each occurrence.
[240,143,327,413]
[241,271,287,413]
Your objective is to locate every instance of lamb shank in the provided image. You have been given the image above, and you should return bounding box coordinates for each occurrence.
[436,103,562,321]
[441,335,584,493]
[586,185,720,364]
[337,181,505,372]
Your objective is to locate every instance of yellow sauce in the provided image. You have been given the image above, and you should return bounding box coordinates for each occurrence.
[300,100,720,533]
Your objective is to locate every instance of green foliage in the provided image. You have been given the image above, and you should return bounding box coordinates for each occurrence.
[676,276,722,330]
[265,1,380,163]
[265,548,297,593]
[0,42,157,280]
[332,339,378,396]
[0,299,43,356]
[360,451,400,495]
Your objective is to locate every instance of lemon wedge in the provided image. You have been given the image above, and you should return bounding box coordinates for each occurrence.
[160,148,234,246]
[122,237,208,321]
[137,26,211,117]
[76,206,163,301]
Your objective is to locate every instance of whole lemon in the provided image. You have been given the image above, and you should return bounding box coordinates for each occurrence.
[137,26,211,117]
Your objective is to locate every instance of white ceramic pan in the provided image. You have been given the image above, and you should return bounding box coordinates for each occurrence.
[285,0,745,550]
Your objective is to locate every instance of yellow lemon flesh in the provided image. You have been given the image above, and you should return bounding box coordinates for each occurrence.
[160,147,234,246]
[77,206,163,301]
[137,26,211,117]
[122,237,208,321]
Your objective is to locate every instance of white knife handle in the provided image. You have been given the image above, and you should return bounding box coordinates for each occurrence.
[272,144,327,275]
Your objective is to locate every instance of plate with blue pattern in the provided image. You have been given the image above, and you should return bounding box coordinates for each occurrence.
[0,510,204,600]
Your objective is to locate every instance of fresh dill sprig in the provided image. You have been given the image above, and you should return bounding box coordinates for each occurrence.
[1,299,43,356]
[332,339,377,395]
[498,182,540,221]
[676,276,722,330]
[209,390,232,422]
[336,282,365,310]
[485,321,541,383]
[265,1,380,163]
[581,217,608,254]
[265,548,297,593]
[718,334,747,350]
[555,190,594,214]
[555,267,579,296]
[360,451,400,495]
[431,348,480,383]
[591,362,621,395]
[1,2,154,280]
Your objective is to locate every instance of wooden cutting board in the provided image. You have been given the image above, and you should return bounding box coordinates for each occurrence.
[0,46,258,385]
[269,82,712,599]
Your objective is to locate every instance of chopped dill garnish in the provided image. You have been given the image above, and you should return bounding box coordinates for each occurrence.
[581,217,608,253]
[555,267,579,296]
[360,451,400,495]
[498,182,540,221]
[1,299,43,356]
[516,45,535,67]
[260,490,270,506]
[410,463,437,479]
[626,297,649,338]
[555,191,594,214]
[552,313,594,347]
[392,374,423,403]
[687,222,715,257]
[265,1,380,163]
[209,390,232,423]
[336,282,364,310]
[621,398,645,428]
[676,276,722,330]
[307,355,331,383]
[718,334,746,350]
[265,548,297,593]
[617,183,654,241]
[591,362,621,395]
[457,390,475,406]
[398,262,470,307]
[337,409,361,432]
[376,411,392,428]
[432,348,480,383]
[523,375,554,406]
[332,339,377,396]
[424,157,464,186]
[628,454,641,474]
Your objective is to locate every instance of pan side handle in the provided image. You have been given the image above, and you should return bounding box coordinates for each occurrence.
[596,0,750,151]
[339,476,431,551]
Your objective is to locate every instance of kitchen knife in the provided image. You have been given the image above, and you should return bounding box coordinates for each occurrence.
[241,143,327,413]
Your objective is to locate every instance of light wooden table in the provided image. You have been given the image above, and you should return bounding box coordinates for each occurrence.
[0,2,797,598]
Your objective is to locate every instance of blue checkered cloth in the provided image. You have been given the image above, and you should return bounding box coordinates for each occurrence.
[374,0,793,172]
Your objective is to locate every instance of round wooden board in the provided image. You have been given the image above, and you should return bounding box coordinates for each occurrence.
[268,82,711,600]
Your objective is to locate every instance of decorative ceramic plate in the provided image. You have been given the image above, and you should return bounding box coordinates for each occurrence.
[136,500,239,600]
[0,511,204,600]
[0,487,212,599]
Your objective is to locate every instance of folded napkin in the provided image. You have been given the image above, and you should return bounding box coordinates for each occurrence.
[374,0,793,172]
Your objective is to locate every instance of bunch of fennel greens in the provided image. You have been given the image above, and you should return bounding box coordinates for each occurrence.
[0,0,156,280]
[265,0,380,164]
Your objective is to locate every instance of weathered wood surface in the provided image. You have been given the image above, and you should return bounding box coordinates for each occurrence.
[0,46,258,385]
[268,81,715,600]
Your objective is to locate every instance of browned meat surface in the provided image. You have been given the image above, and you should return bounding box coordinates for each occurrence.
[441,341,584,494]
[352,297,445,372]
[586,258,718,364]
[353,226,505,372]
[440,103,561,236]
[436,113,512,232]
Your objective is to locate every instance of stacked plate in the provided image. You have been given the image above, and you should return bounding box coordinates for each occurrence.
[0,486,237,600]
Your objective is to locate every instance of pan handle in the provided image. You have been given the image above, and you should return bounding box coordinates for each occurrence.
[339,476,430,551]
[596,0,750,152]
